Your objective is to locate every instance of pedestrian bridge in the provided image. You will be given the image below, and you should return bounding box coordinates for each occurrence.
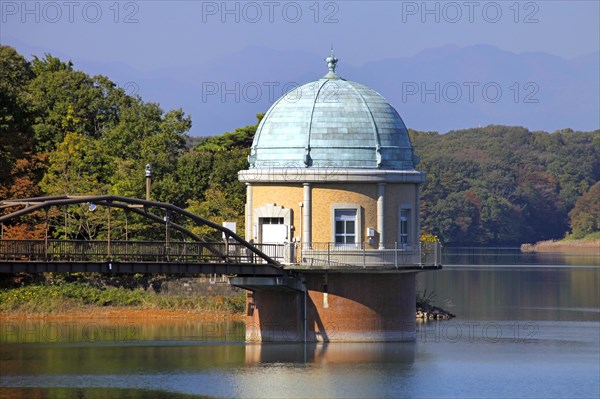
[0,195,441,275]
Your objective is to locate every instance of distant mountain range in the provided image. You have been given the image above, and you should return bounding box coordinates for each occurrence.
[6,40,600,135]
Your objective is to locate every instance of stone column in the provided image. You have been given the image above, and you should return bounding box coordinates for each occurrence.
[303,183,312,247]
[246,183,253,241]
[377,183,385,249]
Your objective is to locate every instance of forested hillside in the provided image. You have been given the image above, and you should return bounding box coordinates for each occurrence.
[0,45,250,241]
[1,46,598,246]
[411,127,599,245]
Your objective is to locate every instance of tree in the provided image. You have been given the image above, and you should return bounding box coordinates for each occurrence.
[39,132,113,239]
[195,113,262,152]
[568,181,600,238]
[28,55,99,151]
[0,46,33,137]
[175,149,214,203]
[423,192,479,245]
[103,100,162,162]
[413,126,600,245]
[186,188,245,239]
[0,46,36,198]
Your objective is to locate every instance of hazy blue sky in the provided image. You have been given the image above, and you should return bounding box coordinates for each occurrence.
[3,1,598,69]
[2,1,599,134]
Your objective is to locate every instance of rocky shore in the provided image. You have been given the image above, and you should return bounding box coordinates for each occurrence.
[416,302,456,321]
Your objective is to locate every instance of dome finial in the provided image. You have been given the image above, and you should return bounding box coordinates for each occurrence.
[324,46,339,79]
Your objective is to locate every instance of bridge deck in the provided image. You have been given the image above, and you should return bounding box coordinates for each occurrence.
[0,239,286,276]
[0,260,284,276]
[0,239,442,274]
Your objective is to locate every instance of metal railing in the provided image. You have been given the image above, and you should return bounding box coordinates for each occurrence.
[0,239,441,269]
[296,242,442,269]
[0,239,287,265]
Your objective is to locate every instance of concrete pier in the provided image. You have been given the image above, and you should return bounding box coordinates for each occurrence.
[245,272,417,342]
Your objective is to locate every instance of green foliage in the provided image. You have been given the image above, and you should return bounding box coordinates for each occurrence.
[186,188,245,239]
[0,46,33,136]
[414,125,600,245]
[420,233,440,243]
[28,55,105,151]
[0,282,145,312]
[0,46,196,239]
[2,45,598,247]
[40,132,113,195]
[0,281,246,313]
[568,181,600,239]
[195,113,262,152]
[577,231,600,240]
[175,117,261,234]
[0,46,36,198]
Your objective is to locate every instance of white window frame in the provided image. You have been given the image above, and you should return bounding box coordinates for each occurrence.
[331,204,362,246]
[398,205,413,248]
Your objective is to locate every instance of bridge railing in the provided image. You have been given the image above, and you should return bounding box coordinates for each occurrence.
[0,240,287,264]
[296,242,442,269]
[211,242,287,264]
[0,239,440,268]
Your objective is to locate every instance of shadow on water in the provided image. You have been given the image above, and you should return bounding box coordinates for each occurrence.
[0,387,211,399]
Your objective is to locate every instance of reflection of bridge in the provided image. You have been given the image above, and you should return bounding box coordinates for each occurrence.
[0,196,441,275]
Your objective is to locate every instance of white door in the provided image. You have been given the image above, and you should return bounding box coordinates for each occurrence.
[262,224,287,244]
[261,221,287,260]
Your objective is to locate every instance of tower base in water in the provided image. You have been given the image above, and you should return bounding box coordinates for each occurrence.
[243,272,417,342]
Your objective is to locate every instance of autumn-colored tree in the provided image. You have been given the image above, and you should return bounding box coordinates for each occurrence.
[3,46,600,246]
[568,181,600,238]
[414,126,600,244]
[0,46,37,199]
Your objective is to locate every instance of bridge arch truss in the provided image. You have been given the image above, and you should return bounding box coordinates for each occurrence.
[0,195,284,276]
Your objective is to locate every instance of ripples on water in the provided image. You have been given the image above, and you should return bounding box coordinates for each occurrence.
[1,248,599,399]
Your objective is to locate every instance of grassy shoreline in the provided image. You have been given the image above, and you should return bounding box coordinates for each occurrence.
[521,238,600,254]
[0,281,454,321]
[0,281,246,317]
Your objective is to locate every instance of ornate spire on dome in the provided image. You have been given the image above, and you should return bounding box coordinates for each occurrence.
[324,47,339,79]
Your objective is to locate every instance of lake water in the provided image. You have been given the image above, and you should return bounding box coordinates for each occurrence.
[1,248,599,398]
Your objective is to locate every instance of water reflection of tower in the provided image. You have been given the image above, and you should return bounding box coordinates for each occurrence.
[242,342,417,398]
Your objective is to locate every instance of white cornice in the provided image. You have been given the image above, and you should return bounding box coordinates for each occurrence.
[239,168,425,184]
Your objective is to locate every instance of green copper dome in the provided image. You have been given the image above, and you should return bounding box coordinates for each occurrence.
[248,51,416,170]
